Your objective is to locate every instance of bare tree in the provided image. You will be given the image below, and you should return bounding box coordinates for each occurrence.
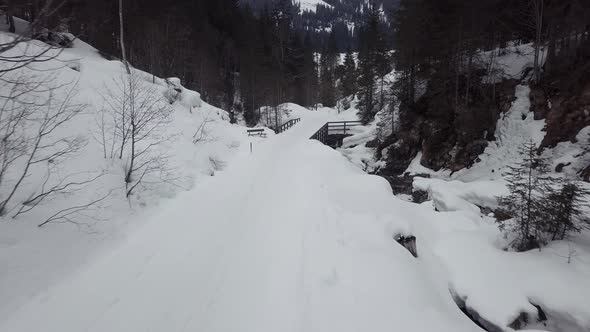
[530,0,544,84]
[118,0,131,74]
[0,78,88,217]
[518,0,545,84]
[192,111,214,144]
[37,189,113,228]
[101,73,172,197]
[0,0,68,76]
[13,170,103,219]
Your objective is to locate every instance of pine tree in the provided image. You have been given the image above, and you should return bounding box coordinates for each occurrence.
[544,181,590,241]
[319,31,338,107]
[372,11,391,109]
[340,48,357,98]
[303,33,319,108]
[496,140,556,251]
[356,7,385,124]
[357,49,375,123]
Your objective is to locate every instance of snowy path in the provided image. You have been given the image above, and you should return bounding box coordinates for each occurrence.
[1,112,478,332]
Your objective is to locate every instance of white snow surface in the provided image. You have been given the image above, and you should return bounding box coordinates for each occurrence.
[0,24,247,322]
[413,177,508,213]
[400,44,590,332]
[4,97,590,332]
[294,0,333,12]
[2,110,482,332]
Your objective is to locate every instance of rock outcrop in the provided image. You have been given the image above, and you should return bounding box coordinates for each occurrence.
[378,79,519,176]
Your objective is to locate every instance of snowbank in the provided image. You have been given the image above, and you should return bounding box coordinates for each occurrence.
[0,123,482,332]
[413,177,508,213]
[0,27,248,321]
[480,43,547,82]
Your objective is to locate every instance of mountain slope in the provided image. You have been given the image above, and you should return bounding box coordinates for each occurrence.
[0,21,251,321]
[244,0,398,50]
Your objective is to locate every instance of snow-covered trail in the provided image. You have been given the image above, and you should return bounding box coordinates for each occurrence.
[1,112,478,332]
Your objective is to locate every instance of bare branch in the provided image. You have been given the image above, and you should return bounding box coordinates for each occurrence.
[37,190,114,228]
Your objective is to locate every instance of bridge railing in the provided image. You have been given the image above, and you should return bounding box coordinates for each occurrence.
[310,121,363,145]
[271,118,301,134]
[326,121,363,135]
[310,123,329,144]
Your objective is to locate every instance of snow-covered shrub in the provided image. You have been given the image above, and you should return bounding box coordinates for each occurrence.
[163,77,182,104]
[0,75,100,224]
[99,73,173,197]
[32,29,73,48]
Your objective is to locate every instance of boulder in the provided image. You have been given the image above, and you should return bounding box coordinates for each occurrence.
[394,235,418,258]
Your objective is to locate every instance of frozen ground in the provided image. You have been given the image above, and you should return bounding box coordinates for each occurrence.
[332,42,590,332]
[1,111,478,332]
[0,21,248,322]
[3,104,590,332]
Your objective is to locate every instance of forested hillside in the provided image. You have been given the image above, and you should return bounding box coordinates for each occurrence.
[4,0,397,126]
[375,0,590,178]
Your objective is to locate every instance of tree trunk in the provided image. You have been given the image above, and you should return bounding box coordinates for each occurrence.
[6,7,15,33]
[125,122,136,189]
[532,0,544,84]
[465,51,473,105]
[546,22,556,75]
[380,76,385,109]
[119,0,131,74]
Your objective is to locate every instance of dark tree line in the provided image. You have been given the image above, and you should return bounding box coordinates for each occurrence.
[6,0,337,125]
[356,7,390,124]
[391,0,590,114]
[5,0,400,127]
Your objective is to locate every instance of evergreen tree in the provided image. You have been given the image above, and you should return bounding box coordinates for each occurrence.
[356,7,386,124]
[544,182,590,241]
[285,34,306,106]
[372,11,391,109]
[303,33,319,107]
[340,48,357,98]
[319,31,338,107]
[496,140,556,251]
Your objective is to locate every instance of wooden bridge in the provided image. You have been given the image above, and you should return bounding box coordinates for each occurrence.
[271,118,301,134]
[310,121,363,147]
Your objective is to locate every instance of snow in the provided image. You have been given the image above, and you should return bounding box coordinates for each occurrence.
[0,23,248,321]
[408,84,547,213]
[5,113,589,331]
[1,110,482,332]
[406,84,547,182]
[3,19,590,332]
[544,126,590,177]
[339,116,378,171]
[480,43,547,82]
[294,0,333,13]
[395,43,590,331]
[413,178,508,213]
